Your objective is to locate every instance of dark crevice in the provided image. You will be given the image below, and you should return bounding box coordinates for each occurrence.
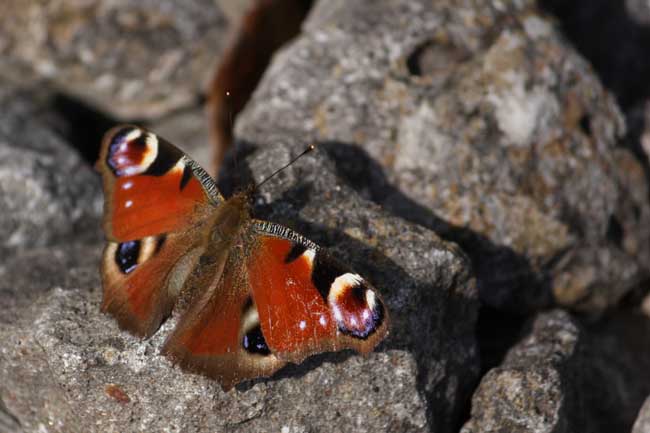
[538,0,650,110]
[576,309,650,433]
[45,91,212,167]
[606,215,624,248]
[456,306,531,430]
[618,277,650,309]
[318,140,551,430]
[322,141,554,314]
[406,42,430,76]
[538,0,650,201]
[45,92,135,165]
[475,306,529,374]
[623,104,650,203]
[579,114,592,136]
[404,39,471,80]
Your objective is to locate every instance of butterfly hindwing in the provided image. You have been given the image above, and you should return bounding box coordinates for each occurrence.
[102,232,204,337]
[161,244,286,390]
[98,125,220,337]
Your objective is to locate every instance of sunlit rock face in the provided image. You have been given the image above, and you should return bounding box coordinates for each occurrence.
[239,0,650,314]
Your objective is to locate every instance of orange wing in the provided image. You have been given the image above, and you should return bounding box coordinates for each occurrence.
[247,221,388,363]
[162,247,285,390]
[101,233,203,337]
[97,125,221,337]
[98,125,222,242]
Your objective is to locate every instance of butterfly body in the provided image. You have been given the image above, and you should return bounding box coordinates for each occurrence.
[97,125,388,389]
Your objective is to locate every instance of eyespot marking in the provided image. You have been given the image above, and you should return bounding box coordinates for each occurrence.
[239,299,272,356]
[113,235,167,275]
[242,325,271,356]
[106,127,159,177]
[115,240,140,274]
[142,135,184,176]
[327,273,385,339]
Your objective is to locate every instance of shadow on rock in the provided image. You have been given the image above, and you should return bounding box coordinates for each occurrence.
[237,163,480,432]
[321,140,554,311]
[539,0,650,200]
[539,0,650,110]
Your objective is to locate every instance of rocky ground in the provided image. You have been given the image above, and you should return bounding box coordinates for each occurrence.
[0,1,649,432]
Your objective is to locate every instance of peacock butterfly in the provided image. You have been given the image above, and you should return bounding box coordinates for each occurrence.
[96,125,389,389]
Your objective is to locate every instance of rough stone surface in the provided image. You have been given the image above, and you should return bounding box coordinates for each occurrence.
[150,106,213,173]
[3,0,650,432]
[237,0,650,313]
[0,0,229,119]
[0,68,478,433]
[0,142,479,433]
[636,101,650,165]
[0,80,102,255]
[634,396,650,433]
[1,288,427,433]
[0,242,101,325]
[462,309,650,433]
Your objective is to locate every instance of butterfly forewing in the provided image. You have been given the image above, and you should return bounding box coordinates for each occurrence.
[247,220,389,363]
[98,125,222,242]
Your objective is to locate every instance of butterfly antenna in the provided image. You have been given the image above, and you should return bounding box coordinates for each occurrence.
[255,144,315,190]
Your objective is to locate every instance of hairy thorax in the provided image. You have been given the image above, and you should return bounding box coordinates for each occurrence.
[206,192,251,248]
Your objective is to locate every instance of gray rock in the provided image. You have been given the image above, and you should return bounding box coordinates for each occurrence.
[462,309,650,433]
[461,310,580,433]
[640,102,650,163]
[4,0,650,432]
[0,76,478,433]
[0,142,479,432]
[0,397,21,433]
[633,396,650,433]
[0,81,102,254]
[150,106,214,174]
[0,0,229,119]
[237,0,650,313]
[0,242,101,325]
[0,286,426,433]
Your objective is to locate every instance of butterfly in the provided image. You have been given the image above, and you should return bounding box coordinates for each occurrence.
[97,125,389,389]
